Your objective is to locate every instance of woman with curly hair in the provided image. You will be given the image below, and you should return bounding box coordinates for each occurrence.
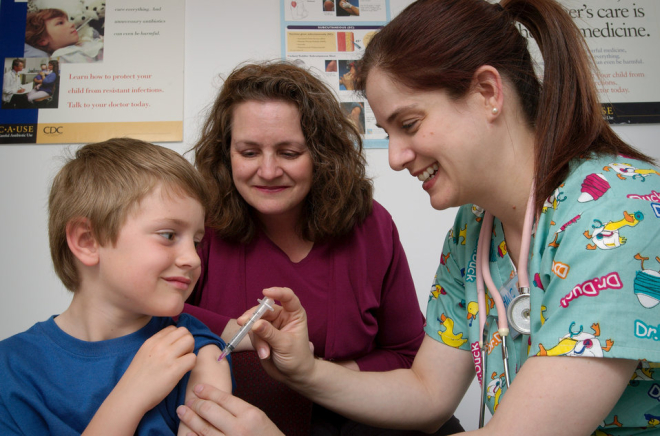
[180,0,659,435]
[184,61,462,436]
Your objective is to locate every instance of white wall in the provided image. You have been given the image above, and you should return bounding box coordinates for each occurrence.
[1,0,659,431]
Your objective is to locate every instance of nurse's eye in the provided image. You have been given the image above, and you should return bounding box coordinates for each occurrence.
[402,120,418,131]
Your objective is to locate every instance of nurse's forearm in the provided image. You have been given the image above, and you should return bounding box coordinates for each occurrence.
[294,360,447,431]
[284,336,475,432]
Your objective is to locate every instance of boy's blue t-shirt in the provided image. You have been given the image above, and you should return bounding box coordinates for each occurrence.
[0,314,226,435]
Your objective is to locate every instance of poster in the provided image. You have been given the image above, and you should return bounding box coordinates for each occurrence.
[280,0,659,150]
[281,0,391,148]
[552,0,660,123]
[0,0,184,144]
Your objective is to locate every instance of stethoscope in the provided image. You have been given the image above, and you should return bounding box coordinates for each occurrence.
[477,185,536,428]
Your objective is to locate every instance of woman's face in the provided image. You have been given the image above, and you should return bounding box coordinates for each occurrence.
[40,16,78,51]
[230,100,314,224]
[365,67,491,211]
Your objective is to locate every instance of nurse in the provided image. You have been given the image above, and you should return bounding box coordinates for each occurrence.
[178,0,660,434]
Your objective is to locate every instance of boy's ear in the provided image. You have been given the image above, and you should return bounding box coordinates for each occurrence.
[66,218,100,266]
[37,37,50,48]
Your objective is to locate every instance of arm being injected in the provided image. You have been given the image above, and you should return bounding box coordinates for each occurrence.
[218,298,274,361]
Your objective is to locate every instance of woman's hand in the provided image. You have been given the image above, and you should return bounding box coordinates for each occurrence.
[221,319,254,352]
[176,384,283,436]
[243,287,317,385]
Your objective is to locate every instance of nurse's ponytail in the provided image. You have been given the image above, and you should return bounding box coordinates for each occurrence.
[502,0,653,213]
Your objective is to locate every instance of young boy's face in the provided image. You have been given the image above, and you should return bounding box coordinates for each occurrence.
[40,16,79,51]
[95,184,205,319]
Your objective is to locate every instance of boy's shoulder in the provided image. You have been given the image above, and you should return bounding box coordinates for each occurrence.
[0,318,57,389]
[0,317,52,350]
[174,314,225,353]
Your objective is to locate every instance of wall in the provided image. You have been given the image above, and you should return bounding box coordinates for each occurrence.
[1,0,659,431]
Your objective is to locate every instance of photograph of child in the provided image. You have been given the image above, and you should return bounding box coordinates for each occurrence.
[24,0,104,63]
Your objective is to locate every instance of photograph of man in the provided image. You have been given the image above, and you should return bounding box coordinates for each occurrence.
[2,59,27,109]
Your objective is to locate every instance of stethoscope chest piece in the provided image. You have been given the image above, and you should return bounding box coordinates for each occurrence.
[506,291,531,335]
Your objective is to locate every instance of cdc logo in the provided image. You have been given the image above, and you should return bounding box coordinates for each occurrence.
[43,126,63,135]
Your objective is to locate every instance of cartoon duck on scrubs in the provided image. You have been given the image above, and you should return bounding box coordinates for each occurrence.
[487,372,505,411]
[437,314,468,348]
[583,210,644,250]
[537,322,613,358]
[603,162,660,181]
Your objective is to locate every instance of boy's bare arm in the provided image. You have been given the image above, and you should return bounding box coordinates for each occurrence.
[82,326,197,436]
[178,344,232,436]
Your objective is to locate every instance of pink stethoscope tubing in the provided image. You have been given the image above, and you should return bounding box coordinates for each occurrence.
[477,184,535,427]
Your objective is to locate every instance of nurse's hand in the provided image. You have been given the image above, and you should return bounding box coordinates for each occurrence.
[176,384,283,436]
[244,287,317,385]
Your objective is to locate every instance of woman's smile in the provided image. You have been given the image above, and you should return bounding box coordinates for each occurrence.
[230,100,314,223]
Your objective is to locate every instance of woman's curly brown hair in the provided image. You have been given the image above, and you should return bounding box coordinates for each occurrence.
[191,61,373,244]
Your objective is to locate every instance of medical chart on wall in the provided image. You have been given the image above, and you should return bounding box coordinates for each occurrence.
[0,0,184,144]
[281,0,391,148]
[552,0,660,124]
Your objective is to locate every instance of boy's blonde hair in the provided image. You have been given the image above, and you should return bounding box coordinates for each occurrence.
[49,138,209,291]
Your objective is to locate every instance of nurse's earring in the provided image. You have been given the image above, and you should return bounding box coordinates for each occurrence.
[492,107,499,115]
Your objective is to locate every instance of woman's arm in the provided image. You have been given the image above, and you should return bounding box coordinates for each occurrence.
[42,72,57,85]
[479,355,636,436]
[252,287,475,433]
[354,220,425,371]
[253,287,639,436]
[339,1,359,15]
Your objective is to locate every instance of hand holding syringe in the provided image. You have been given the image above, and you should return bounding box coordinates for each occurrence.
[218,297,274,361]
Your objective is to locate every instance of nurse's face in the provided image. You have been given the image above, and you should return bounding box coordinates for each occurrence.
[365,67,490,211]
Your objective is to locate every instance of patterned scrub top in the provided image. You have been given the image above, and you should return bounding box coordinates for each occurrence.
[425,154,660,435]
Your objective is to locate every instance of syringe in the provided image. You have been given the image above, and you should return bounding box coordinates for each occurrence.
[217,297,274,361]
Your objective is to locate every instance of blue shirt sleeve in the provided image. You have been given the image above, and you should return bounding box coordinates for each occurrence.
[176,313,235,390]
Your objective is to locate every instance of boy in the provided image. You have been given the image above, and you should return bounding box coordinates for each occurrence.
[0,138,231,435]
